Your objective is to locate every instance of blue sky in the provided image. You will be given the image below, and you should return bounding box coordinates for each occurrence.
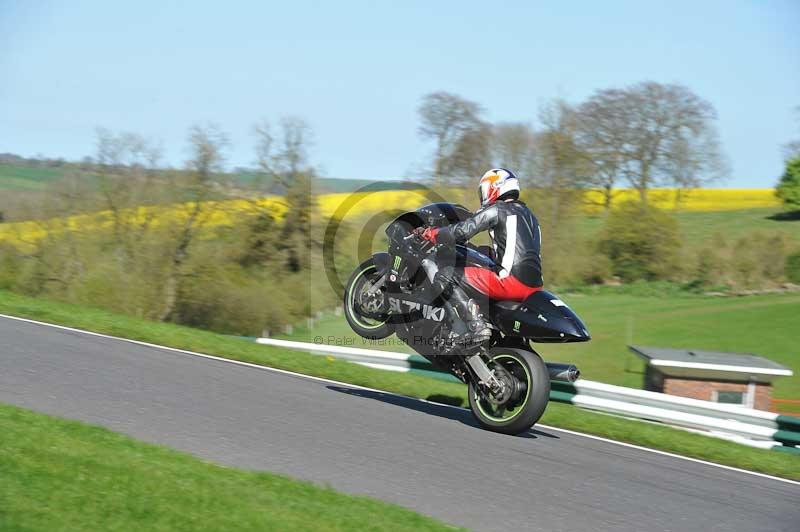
[1,1,798,187]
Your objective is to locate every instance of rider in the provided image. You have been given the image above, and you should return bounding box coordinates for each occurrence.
[417,168,543,346]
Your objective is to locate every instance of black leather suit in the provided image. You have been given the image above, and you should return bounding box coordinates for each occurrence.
[437,200,543,287]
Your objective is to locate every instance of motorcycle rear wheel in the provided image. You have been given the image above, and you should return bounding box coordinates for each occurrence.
[343,258,395,340]
[468,347,550,435]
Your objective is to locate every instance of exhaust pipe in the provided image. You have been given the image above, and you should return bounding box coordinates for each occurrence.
[546,363,580,383]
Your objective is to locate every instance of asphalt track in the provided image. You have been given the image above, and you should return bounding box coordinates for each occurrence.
[1,315,797,532]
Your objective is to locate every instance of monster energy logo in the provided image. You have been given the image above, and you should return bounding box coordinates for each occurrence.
[513,320,521,332]
[393,256,402,270]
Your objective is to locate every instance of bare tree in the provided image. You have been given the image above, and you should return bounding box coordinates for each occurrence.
[532,99,591,208]
[492,122,537,178]
[159,123,229,321]
[663,126,728,205]
[252,119,274,193]
[184,123,228,198]
[444,121,493,182]
[94,128,163,245]
[253,116,314,192]
[418,91,485,186]
[576,82,727,203]
[573,100,626,210]
[275,117,313,178]
[250,116,318,272]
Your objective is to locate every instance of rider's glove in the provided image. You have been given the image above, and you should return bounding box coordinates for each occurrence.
[420,227,439,244]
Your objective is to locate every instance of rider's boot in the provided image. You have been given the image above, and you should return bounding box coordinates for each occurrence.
[448,286,491,347]
[427,263,491,348]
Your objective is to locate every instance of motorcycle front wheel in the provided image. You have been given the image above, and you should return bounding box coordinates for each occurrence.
[343,258,395,340]
[468,347,551,435]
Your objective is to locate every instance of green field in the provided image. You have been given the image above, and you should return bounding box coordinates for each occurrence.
[1,289,798,480]
[575,207,800,245]
[284,291,800,400]
[0,403,456,531]
[0,164,68,191]
[0,163,410,194]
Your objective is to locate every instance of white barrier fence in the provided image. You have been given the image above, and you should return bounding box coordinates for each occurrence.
[254,337,800,453]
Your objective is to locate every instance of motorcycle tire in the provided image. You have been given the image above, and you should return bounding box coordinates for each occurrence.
[343,258,395,340]
[468,347,551,435]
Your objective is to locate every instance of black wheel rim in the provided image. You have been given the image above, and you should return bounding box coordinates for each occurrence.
[474,353,532,423]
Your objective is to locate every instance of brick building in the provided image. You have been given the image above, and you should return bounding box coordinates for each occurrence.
[629,346,793,411]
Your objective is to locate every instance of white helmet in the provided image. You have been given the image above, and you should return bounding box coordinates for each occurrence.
[478,168,520,206]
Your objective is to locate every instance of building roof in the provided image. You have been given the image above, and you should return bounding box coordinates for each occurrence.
[628,345,793,382]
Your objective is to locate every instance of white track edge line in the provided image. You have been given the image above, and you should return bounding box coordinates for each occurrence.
[1,312,797,487]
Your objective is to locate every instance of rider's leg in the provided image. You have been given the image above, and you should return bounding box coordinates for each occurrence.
[463,266,540,302]
[422,259,490,346]
[445,283,492,346]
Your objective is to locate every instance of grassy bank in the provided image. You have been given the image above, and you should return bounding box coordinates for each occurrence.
[0,403,457,531]
[0,290,798,480]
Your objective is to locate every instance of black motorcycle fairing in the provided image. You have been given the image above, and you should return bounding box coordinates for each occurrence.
[489,290,591,343]
[386,203,472,244]
[457,245,497,271]
[372,252,393,276]
[413,202,473,228]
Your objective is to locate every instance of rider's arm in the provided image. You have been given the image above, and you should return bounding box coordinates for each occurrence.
[436,205,499,246]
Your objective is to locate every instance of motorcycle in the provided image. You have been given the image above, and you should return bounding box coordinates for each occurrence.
[343,202,590,435]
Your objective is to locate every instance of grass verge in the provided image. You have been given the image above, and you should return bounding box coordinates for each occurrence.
[0,403,458,531]
[1,289,798,481]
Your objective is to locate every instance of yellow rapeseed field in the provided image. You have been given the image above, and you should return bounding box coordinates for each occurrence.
[580,188,779,213]
[318,188,779,217]
[0,188,779,247]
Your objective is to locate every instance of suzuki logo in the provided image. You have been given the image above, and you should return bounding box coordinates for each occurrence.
[423,305,445,321]
[388,297,445,322]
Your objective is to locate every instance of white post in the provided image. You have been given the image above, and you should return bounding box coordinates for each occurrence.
[746,379,757,409]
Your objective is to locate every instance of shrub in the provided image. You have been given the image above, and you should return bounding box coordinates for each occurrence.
[692,244,725,287]
[175,274,294,336]
[596,201,681,282]
[760,234,789,280]
[0,243,21,289]
[543,234,612,286]
[728,232,794,288]
[731,236,761,288]
[787,252,800,284]
[776,156,800,210]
